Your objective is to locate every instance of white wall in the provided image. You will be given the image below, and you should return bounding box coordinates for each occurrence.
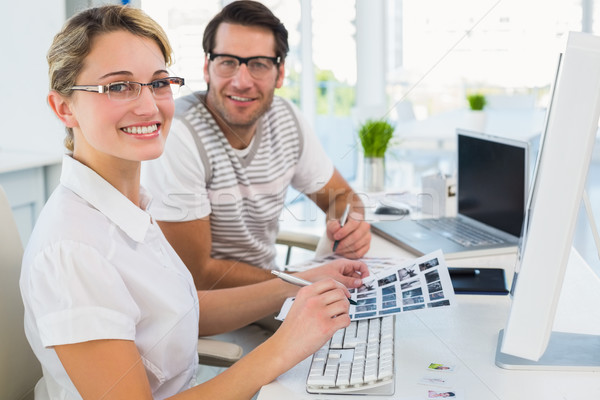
[0,0,141,156]
[0,1,66,154]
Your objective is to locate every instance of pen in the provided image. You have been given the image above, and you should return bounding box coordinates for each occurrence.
[332,203,351,252]
[271,270,358,305]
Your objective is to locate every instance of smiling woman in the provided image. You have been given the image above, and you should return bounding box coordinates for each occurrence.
[19,6,369,400]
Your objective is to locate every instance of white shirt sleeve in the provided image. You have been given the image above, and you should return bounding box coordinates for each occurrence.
[141,118,212,222]
[26,241,141,347]
[288,100,335,194]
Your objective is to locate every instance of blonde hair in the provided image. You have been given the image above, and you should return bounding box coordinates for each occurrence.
[47,5,173,151]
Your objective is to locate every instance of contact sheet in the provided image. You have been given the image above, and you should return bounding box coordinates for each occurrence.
[276,250,455,321]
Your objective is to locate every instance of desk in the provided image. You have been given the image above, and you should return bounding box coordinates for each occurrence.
[258,236,600,399]
[395,108,547,147]
[0,149,62,245]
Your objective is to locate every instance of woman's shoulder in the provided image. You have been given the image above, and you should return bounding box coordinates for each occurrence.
[24,185,113,263]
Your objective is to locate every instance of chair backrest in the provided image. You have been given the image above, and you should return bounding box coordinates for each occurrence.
[0,185,41,400]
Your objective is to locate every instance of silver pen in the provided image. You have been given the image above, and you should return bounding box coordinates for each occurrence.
[271,270,357,305]
[332,203,351,252]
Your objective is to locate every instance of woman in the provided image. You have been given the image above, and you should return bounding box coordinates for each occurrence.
[20,5,367,399]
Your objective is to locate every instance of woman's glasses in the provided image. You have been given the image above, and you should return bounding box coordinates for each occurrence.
[70,77,185,102]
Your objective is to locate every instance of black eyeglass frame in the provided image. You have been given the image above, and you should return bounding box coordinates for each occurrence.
[208,53,281,68]
[70,77,185,100]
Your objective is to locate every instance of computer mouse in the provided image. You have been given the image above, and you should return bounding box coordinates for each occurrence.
[374,204,410,216]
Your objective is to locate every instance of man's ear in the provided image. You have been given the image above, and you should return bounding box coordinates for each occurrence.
[275,61,285,89]
[47,91,78,128]
[203,54,211,85]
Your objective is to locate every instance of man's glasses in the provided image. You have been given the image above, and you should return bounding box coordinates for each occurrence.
[208,53,280,79]
[70,77,185,102]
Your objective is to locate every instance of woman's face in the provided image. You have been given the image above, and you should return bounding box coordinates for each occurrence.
[66,30,174,167]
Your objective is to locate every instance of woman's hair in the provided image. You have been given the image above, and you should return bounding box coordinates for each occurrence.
[47,5,173,151]
[202,0,289,60]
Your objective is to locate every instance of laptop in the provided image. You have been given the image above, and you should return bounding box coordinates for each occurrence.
[372,129,529,259]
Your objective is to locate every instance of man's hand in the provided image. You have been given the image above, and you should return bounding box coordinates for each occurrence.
[297,258,369,289]
[327,212,371,259]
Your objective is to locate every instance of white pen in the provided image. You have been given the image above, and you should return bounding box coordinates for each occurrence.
[271,270,357,305]
[332,203,351,252]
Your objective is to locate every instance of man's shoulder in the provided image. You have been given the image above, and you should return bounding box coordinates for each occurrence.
[270,95,297,113]
[175,91,206,118]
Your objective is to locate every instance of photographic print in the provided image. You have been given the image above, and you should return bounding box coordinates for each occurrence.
[382,286,396,295]
[402,288,423,298]
[430,291,445,301]
[419,258,439,271]
[428,300,451,308]
[398,265,418,281]
[401,279,420,290]
[276,250,456,322]
[404,304,425,311]
[425,270,440,283]
[402,296,424,305]
[380,308,401,315]
[428,280,443,293]
[377,273,398,287]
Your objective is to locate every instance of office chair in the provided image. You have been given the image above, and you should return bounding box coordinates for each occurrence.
[276,230,320,265]
[197,338,243,368]
[0,185,41,400]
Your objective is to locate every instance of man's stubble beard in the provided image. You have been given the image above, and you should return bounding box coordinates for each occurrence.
[205,85,275,135]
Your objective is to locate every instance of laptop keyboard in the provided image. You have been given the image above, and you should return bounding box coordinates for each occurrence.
[416,218,504,247]
[306,316,394,394]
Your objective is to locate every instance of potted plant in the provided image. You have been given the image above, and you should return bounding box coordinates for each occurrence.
[466,92,487,131]
[358,118,394,191]
[467,93,486,111]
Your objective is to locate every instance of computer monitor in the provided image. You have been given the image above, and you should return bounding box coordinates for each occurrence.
[495,31,600,369]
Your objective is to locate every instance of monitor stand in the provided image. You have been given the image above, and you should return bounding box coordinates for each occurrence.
[495,329,600,371]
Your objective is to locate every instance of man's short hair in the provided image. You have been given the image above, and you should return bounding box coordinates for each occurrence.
[203,0,289,60]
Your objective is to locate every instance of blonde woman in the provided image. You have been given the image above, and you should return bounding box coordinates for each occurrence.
[20,5,367,399]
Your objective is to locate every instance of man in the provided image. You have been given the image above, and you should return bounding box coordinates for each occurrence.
[143,0,371,290]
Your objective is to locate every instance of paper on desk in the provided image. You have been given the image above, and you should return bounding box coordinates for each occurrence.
[276,250,455,321]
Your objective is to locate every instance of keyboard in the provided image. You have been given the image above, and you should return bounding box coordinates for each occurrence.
[306,316,395,395]
[416,217,504,247]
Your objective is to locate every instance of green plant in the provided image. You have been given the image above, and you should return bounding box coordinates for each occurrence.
[467,93,486,110]
[358,118,394,158]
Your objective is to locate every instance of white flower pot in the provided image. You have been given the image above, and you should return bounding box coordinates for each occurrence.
[363,157,385,192]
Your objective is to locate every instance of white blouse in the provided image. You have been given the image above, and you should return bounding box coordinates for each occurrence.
[20,155,200,400]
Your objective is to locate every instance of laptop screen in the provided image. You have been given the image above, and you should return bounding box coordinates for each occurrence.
[457,130,527,237]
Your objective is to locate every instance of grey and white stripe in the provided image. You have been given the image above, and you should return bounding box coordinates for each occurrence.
[176,93,303,268]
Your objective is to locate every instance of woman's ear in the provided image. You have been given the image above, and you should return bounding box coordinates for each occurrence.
[47,91,78,128]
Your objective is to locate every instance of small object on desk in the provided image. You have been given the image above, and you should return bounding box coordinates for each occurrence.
[449,267,508,295]
[449,267,481,276]
[374,203,410,216]
[332,203,351,252]
[271,270,358,305]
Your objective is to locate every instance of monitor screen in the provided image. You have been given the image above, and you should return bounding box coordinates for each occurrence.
[458,132,527,237]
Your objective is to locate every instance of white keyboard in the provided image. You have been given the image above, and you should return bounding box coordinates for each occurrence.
[306,316,395,395]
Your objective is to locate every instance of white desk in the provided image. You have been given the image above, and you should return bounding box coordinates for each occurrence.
[258,236,600,400]
[0,149,62,245]
[395,108,547,147]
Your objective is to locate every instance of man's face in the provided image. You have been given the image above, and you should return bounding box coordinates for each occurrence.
[204,23,285,139]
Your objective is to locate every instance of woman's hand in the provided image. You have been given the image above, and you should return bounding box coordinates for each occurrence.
[271,279,351,364]
[297,258,369,289]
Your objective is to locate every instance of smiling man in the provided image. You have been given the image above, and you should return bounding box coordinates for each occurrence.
[142,0,371,292]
